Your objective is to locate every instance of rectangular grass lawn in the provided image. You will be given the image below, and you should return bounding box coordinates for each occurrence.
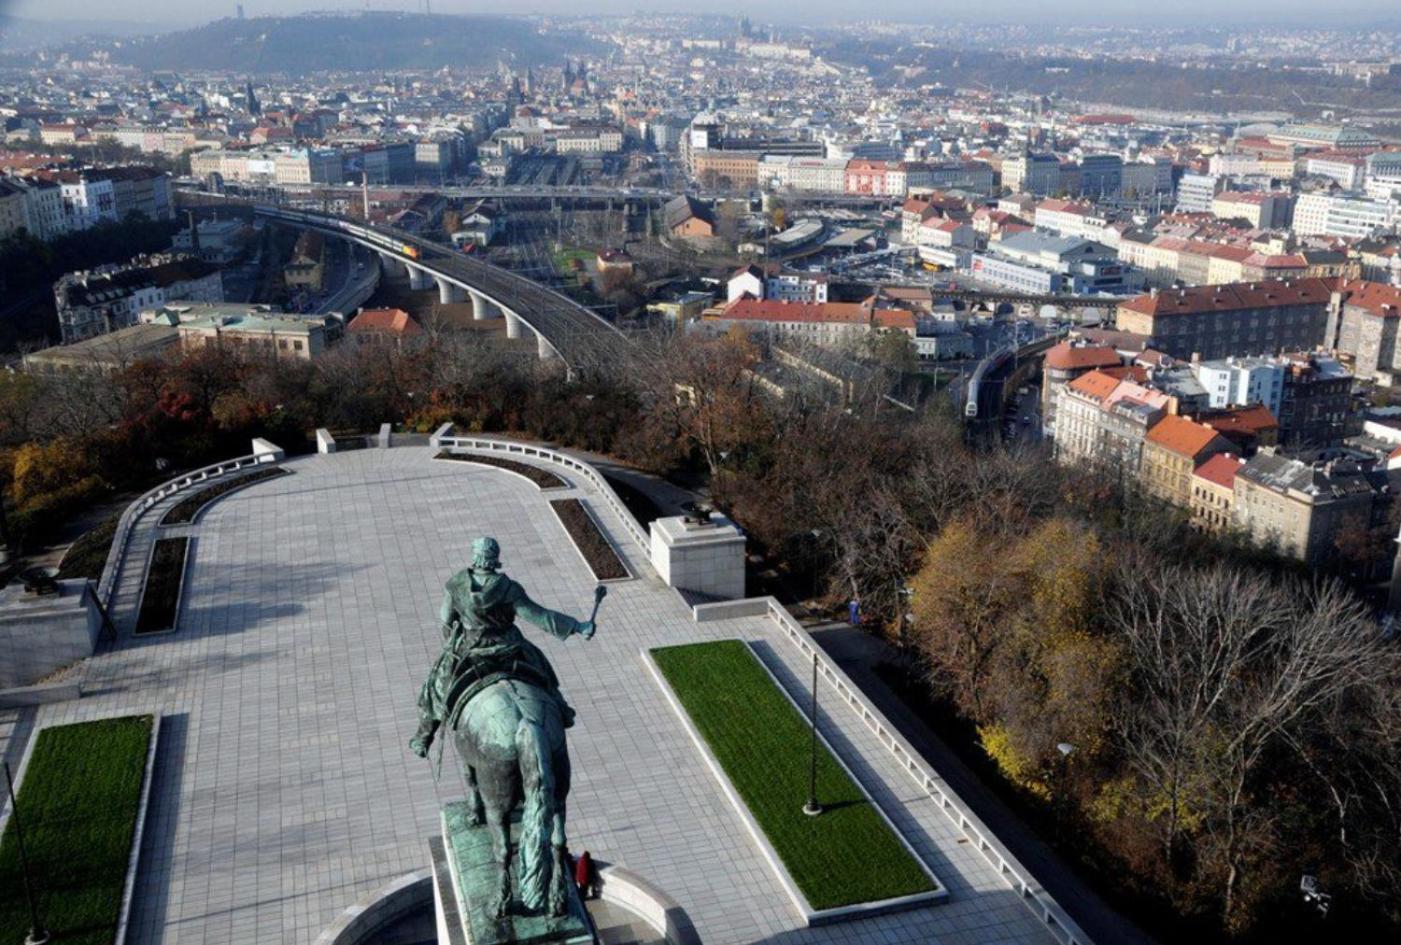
[651,641,936,911]
[0,715,154,945]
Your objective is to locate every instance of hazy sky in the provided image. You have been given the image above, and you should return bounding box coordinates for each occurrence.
[0,0,1391,28]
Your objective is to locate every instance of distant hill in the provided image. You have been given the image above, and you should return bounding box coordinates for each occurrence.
[0,15,168,52]
[71,13,607,73]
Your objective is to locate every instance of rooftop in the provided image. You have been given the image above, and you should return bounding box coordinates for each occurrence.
[1146,414,1226,458]
[1119,278,1336,318]
[1194,452,1245,489]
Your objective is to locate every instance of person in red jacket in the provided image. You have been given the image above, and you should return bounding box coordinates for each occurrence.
[574,849,597,900]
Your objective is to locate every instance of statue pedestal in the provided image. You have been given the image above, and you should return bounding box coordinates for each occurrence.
[430,801,595,945]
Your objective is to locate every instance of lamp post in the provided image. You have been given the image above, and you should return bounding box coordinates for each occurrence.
[803,651,823,817]
[4,762,49,945]
[1054,742,1075,840]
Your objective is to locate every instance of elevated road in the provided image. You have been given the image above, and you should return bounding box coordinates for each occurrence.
[252,204,626,371]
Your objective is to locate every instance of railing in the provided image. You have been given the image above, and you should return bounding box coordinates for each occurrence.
[431,427,650,555]
[97,451,283,609]
[758,597,1092,945]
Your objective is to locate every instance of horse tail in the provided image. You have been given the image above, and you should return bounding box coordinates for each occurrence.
[514,717,555,911]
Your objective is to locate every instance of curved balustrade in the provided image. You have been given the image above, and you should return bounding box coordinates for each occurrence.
[97,452,283,609]
[432,428,649,555]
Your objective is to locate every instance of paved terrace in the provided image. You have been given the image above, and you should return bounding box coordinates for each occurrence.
[1,447,1064,945]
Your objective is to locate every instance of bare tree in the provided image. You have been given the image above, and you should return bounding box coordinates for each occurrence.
[1106,561,1396,924]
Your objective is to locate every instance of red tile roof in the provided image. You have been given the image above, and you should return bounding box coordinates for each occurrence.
[1045,342,1121,371]
[1202,404,1280,437]
[722,298,872,324]
[1119,278,1337,317]
[1193,452,1244,489]
[1338,279,1401,318]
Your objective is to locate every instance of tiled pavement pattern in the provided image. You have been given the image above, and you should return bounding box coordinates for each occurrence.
[0,449,1059,945]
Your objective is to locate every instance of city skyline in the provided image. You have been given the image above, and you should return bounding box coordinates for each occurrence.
[3,0,1397,30]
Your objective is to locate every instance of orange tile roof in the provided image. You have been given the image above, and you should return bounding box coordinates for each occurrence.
[348,307,422,336]
[1066,369,1122,403]
[1146,414,1225,458]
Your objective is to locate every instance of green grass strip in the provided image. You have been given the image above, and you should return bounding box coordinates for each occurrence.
[0,715,154,945]
[651,641,935,911]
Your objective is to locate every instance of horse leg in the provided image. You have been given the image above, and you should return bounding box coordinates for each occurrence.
[548,743,573,916]
[488,805,513,919]
[465,765,485,827]
[514,718,556,914]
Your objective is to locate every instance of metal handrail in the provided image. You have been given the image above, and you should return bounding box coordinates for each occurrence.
[763,598,1092,945]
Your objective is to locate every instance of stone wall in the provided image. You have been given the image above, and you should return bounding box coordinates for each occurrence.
[0,578,100,688]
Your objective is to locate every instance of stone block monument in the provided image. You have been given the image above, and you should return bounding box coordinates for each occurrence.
[648,507,746,601]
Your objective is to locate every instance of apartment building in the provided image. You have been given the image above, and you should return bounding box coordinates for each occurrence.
[4,176,65,240]
[1325,279,1401,381]
[51,171,116,229]
[1115,279,1334,361]
[54,254,223,342]
[1306,152,1366,190]
[1233,454,1377,567]
[1177,173,1224,213]
[1001,152,1061,195]
[1054,370,1172,476]
[704,297,913,347]
[1041,342,1124,433]
[1193,356,1285,413]
[1211,191,1293,230]
[1190,452,1245,532]
[692,150,760,189]
[0,179,27,238]
[554,126,623,154]
[1140,414,1235,507]
[761,156,849,194]
[1277,352,1353,450]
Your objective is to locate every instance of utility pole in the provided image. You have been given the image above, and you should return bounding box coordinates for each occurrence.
[4,761,50,945]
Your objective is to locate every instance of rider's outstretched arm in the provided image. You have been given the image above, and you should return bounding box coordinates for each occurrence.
[511,583,585,641]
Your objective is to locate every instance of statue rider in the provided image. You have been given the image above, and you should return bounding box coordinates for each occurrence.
[410,536,595,759]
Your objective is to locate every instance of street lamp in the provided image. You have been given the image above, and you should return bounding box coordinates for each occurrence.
[802,651,823,817]
[1053,742,1075,839]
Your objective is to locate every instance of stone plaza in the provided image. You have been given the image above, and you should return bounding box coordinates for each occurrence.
[0,443,1078,945]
